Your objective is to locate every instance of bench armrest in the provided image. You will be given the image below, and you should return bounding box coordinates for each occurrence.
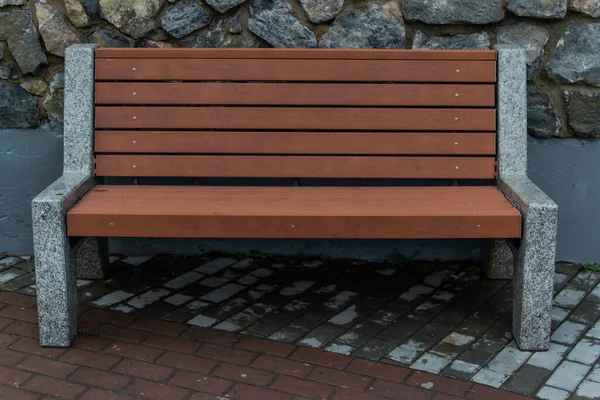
[32,173,95,214]
[498,175,557,216]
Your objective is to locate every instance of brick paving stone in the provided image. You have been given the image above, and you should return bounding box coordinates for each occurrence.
[298,323,346,349]
[431,332,476,358]
[556,262,581,277]
[537,385,570,400]
[407,371,472,397]
[271,375,335,398]
[526,342,569,370]
[566,337,600,365]
[368,379,431,400]
[551,320,588,344]
[214,311,259,333]
[411,352,454,374]
[352,338,397,361]
[307,366,372,392]
[213,363,276,386]
[0,385,39,400]
[378,317,424,344]
[112,359,174,381]
[104,342,163,362]
[324,342,355,355]
[545,360,591,391]
[337,321,385,348]
[551,306,570,323]
[588,282,600,303]
[60,348,121,370]
[471,347,532,388]
[235,337,295,357]
[570,300,600,325]
[197,343,257,365]
[346,358,410,383]
[553,287,587,309]
[501,364,552,396]
[17,355,78,379]
[387,339,430,364]
[156,352,217,374]
[228,383,293,400]
[588,363,600,382]
[23,375,87,399]
[69,368,132,391]
[291,346,352,369]
[251,354,314,378]
[270,325,312,343]
[169,371,233,394]
[0,364,31,387]
[569,270,600,292]
[573,379,600,400]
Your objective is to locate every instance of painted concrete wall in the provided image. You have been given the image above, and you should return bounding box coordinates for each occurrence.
[1,129,597,263]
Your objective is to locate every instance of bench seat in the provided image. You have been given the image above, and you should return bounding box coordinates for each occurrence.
[67,186,521,239]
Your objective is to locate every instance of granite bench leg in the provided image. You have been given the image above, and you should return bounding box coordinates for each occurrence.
[72,237,110,280]
[483,239,514,279]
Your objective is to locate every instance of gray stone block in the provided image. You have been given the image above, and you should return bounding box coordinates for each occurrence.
[484,239,514,279]
[72,237,110,280]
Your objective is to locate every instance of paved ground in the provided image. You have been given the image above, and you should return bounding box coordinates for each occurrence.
[1,253,599,399]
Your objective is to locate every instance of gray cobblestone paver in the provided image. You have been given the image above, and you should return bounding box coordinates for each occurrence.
[1,253,599,400]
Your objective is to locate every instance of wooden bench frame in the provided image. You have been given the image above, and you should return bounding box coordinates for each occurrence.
[32,44,557,351]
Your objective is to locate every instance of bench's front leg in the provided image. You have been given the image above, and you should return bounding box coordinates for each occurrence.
[484,239,514,279]
[499,175,558,351]
[32,173,95,347]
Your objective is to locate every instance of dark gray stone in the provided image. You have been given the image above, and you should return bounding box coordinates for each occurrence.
[565,91,600,138]
[320,2,405,49]
[403,0,504,24]
[299,0,344,23]
[0,82,39,129]
[43,72,65,123]
[546,23,600,87]
[0,0,24,5]
[0,66,10,79]
[412,31,489,50]
[162,0,210,39]
[88,27,135,48]
[353,338,396,361]
[81,0,99,16]
[228,13,242,34]
[570,300,600,325]
[206,0,246,13]
[498,23,549,80]
[181,19,260,48]
[249,0,317,48]
[0,10,48,75]
[569,0,600,17]
[502,364,553,396]
[527,85,561,138]
[507,0,567,18]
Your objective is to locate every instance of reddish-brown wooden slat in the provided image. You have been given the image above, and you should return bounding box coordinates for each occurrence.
[95,83,495,107]
[66,186,520,238]
[95,107,496,131]
[95,131,496,155]
[95,59,496,82]
[96,48,497,60]
[94,155,496,179]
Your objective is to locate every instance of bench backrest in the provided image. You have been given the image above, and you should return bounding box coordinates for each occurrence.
[94,49,497,181]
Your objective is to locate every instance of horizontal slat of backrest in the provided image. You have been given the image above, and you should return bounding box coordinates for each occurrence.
[95,155,496,179]
[96,59,496,82]
[95,132,496,155]
[96,107,496,131]
[96,48,497,60]
[95,83,495,106]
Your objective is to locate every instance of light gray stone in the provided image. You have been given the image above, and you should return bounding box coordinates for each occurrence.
[576,380,600,399]
[496,45,528,177]
[206,0,246,13]
[527,85,561,138]
[92,289,134,306]
[319,2,405,49]
[567,337,600,365]
[565,91,600,138]
[71,237,109,279]
[484,239,513,279]
[88,27,135,48]
[65,0,91,27]
[299,0,344,23]
[162,0,210,39]
[43,72,65,123]
[0,82,39,129]
[537,386,570,400]
[0,10,48,74]
[164,271,203,289]
[0,0,23,5]
[551,320,587,344]
[546,361,590,391]
[546,23,600,87]
[497,23,549,80]
[527,342,568,370]
[195,258,237,274]
[507,0,567,18]
[412,31,489,50]
[553,287,587,308]
[99,0,164,39]
[412,353,453,374]
[35,0,81,58]
[403,0,504,24]
[569,0,600,17]
[249,0,316,48]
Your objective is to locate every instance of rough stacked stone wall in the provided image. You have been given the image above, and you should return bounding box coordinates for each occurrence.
[0,0,599,138]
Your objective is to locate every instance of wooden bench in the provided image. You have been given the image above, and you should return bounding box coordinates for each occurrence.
[32,45,557,351]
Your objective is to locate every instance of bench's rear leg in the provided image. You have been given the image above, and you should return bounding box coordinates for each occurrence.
[512,209,557,351]
[32,202,78,347]
[483,239,514,279]
[72,237,109,280]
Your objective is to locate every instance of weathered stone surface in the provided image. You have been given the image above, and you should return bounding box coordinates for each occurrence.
[65,0,91,27]
[81,0,99,16]
[528,85,561,138]
[569,0,600,17]
[320,2,405,49]
[0,10,47,74]
[229,13,242,34]
[181,20,260,48]
[546,23,600,87]
[20,79,49,96]
[412,31,489,50]
[0,81,39,128]
[299,0,344,23]
[206,0,247,13]
[565,91,600,138]
[404,0,504,24]
[498,23,549,80]
[99,0,164,39]
[0,0,23,6]
[249,0,316,48]
[162,0,210,39]
[88,27,135,47]
[508,0,567,19]
[43,72,65,122]
[35,1,80,58]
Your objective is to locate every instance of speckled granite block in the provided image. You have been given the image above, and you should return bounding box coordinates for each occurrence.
[72,237,110,280]
[484,239,514,280]
[32,174,95,346]
[500,175,558,351]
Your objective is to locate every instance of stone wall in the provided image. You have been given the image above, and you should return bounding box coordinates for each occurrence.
[0,0,599,138]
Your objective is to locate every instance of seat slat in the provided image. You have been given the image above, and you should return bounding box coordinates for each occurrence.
[95,59,496,82]
[95,107,496,131]
[94,155,496,179]
[95,131,496,155]
[96,48,497,60]
[67,186,520,238]
[95,83,495,107]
